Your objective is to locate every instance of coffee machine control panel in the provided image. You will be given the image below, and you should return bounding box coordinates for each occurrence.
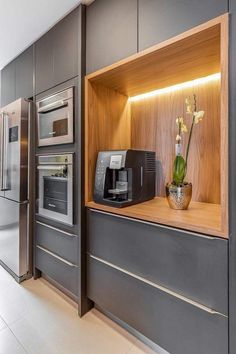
[109,155,122,169]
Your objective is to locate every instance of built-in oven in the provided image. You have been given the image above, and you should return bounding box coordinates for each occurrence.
[37,87,74,147]
[37,154,73,225]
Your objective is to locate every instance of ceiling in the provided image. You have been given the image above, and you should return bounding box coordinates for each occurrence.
[0,0,93,70]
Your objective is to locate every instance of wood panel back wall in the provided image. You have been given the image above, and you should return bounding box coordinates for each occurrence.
[85,81,131,202]
[131,79,221,203]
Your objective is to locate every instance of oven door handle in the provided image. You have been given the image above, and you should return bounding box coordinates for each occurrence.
[37,165,65,171]
[37,99,68,113]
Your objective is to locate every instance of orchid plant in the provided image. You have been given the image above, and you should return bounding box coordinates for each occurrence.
[172,94,204,185]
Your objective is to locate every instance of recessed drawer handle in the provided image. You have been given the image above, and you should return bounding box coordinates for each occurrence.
[37,245,77,267]
[89,209,215,240]
[89,254,227,318]
[36,221,77,238]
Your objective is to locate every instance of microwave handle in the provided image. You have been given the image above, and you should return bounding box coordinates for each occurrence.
[37,99,68,114]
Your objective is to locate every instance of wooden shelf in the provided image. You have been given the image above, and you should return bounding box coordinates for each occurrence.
[86,198,225,238]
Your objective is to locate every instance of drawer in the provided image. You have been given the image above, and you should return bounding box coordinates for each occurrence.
[87,256,228,354]
[36,245,78,295]
[36,221,78,264]
[87,209,228,315]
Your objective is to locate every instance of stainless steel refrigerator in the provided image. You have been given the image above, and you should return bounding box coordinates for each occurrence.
[0,98,29,282]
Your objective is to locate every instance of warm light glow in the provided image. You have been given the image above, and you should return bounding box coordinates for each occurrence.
[129,73,221,102]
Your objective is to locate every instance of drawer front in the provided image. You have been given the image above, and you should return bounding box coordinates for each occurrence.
[36,221,78,264]
[36,246,78,295]
[87,209,228,315]
[87,256,228,354]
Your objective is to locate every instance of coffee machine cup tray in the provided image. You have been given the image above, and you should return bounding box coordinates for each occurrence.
[108,188,128,195]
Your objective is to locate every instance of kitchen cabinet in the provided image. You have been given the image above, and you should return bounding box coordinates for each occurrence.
[36,246,79,296]
[35,6,81,94]
[53,8,80,86]
[87,209,228,316]
[1,60,15,107]
[35,221,79,297]
[87,255,228,354]
[36,221,79,265]
[35,30,54,95]
[85,12,229,351]
[138,0,228,50]
[1,45,33,106]
[15,46,34,99]
[86,0,137,74]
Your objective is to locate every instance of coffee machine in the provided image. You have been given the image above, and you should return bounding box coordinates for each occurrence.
[94,150,156,207]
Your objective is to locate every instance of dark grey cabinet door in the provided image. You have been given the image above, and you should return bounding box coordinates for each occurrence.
[87,209,228,316]
[36,246,79,296]
[35,30,54,94]
[15,46,34,99]
[87,256,228,354]
[53,7,79,86]
[36,221,79,265]
[138,0,228,51]
[86,0,137,74]
[35,7,81,94]
[1,60,15,107]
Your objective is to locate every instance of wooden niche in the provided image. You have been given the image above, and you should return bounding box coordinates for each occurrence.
[85,14,228,238]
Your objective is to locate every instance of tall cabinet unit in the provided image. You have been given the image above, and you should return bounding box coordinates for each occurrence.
[0,4,89,317]
[84,9,230,354]
[33,5,91,317]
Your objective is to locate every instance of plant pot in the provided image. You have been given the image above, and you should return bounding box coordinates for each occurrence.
[166,183,192,210]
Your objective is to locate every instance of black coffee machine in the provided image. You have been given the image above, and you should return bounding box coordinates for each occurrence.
[94,150,156,207]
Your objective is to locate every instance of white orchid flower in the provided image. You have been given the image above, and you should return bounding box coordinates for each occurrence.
[176,134,182,141]
[194,110,205,124]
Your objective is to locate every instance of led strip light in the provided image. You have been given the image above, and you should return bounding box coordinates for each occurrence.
[129,73,221,102]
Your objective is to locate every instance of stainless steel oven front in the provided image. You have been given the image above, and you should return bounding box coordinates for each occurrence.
[37,154,73,225]
[37,87,74,147]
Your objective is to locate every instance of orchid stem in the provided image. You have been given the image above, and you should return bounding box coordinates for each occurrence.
[185,94,196,169]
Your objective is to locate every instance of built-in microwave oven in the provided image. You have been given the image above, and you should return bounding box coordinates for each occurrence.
[37,154,73,225]
[36,87,74,147]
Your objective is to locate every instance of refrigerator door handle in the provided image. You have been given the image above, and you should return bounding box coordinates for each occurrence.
[0,112,5,191]
[1,112,9,191]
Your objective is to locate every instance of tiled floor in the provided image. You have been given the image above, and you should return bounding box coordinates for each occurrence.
[0,266,161,354]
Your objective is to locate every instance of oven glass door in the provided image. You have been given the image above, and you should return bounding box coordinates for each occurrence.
[37,87,74,147]
[43,176,68,215]
[37,160,73,225]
